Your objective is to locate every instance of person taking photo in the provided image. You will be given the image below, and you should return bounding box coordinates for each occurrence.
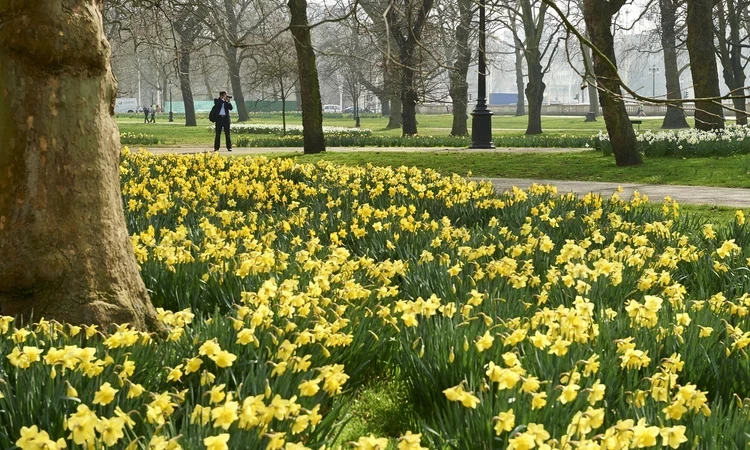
[214,91,233,152]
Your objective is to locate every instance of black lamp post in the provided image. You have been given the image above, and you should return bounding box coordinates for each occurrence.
[168,80,174,122]
[470,0,494,149]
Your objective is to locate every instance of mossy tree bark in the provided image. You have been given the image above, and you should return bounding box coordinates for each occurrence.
[175,7,200,127]
[0,0,159,330]
[513,22,526,117]
[715,0,747,125]
[581,38,599,120]
[582,0,642,166]
[686,0,724,130]
[288,0,326,153]
[659,0,690,129]
[448,0,472,136]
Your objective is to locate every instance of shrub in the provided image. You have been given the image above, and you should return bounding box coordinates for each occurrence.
[593,124,750,157]
[120,132,160,145]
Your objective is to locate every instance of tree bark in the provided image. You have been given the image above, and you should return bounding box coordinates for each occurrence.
[659,0,689,129]
[449,0,472,136]
[223,45,250,122]
[525,62,545,134]
[387,93,403,129]
[389,0,434,136]
[520,0,547,135]
[686,0,724,130]
[582,0,642,166]
[514,35,526,117]
[581,38,599,120]
[178,40,197,127]
[288,0,326,153]
[715,0,747,125]
[0,0,159,330]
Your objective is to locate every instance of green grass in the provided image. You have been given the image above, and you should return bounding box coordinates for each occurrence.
[281,150,750,188]
[117,114,691,146]
[334,374,414,450]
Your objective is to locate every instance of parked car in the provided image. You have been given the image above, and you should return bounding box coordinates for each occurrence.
[323,104,341,113]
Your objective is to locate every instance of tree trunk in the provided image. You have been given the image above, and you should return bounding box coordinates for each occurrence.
[280,79,287,136]
[449,0,472,136]
[581,40,599,120]
[686,0,724,130]
[582,0,642,166]
[388,94,403,129]
[0,0,159,330]
[401,61,419,135]
[660,0,689,129]
[525,59,545,134]
[288,0,326,154]
[379,93,390,116]
[514,40,526,117]
[716,0,747,125]
[178,42,197,127]
[223,45,250,122]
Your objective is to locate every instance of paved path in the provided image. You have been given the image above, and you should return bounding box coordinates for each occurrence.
[475,178,750,209]
[144,146,749,208]
[146,146,588,155]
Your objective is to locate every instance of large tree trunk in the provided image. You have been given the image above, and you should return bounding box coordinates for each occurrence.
[223,45,250,122]
[524,60,545,134]
[379,93,390,116]
[288,0,326,153]
[178,42,197,127]
[660,0,689,129]
[0,0,159,330]
[449,0,472,136]
[686,0,724,130]
[582,0,642,166]
[401,60,419,136]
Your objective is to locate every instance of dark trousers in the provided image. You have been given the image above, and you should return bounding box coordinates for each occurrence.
[214,116,232,150]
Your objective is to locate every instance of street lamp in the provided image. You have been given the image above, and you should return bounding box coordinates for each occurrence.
[168,80,174,122]
[648,66,660,98]
[470,0,494,149]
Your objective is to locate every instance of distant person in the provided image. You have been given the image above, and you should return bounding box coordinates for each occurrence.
[636,103,646,117]
[150,105,156,123]
[143,107,149,123]
[213,91,233,152]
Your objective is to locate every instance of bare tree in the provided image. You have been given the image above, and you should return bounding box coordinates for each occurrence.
[715,0,749,125]
[580,0,641,166]
[659,0,690,128]
[289,0,326,153]
[387,0,436,136]
[448,0,473,136]
[0,0,159,329]
[686,0,724,130]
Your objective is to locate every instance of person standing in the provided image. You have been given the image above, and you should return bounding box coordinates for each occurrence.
[143,106,149,123]
[150,105,156,123]
[214,91,233,152]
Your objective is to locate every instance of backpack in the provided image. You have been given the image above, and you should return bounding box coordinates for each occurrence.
[209,103,219,123]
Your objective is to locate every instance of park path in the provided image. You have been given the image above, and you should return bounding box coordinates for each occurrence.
[145,146,750,208]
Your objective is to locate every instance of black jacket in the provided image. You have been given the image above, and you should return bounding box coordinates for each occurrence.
[214,98,233,120]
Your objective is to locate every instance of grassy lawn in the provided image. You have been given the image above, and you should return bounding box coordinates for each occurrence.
[284,150,750,189]
[116,114,690,146]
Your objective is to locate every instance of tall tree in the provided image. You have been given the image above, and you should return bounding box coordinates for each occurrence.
[511,13,526,116]
[580,36,599,120]
[172,2,203,127]
[448,0,473,136]
[715,0,748,125]
[685,0,724,130]
[581,0,642,166]
[388,0,435,136]
[288,0,326,153]
[659,0,690,128]
[0,0,159,329]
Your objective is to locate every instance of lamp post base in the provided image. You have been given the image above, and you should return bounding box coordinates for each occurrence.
[470,109,494,149]
[169,112,174,122]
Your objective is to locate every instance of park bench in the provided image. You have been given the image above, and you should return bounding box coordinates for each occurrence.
[630,119,642,130]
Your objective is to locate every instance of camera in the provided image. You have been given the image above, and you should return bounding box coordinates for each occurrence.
[226,95,233,99]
